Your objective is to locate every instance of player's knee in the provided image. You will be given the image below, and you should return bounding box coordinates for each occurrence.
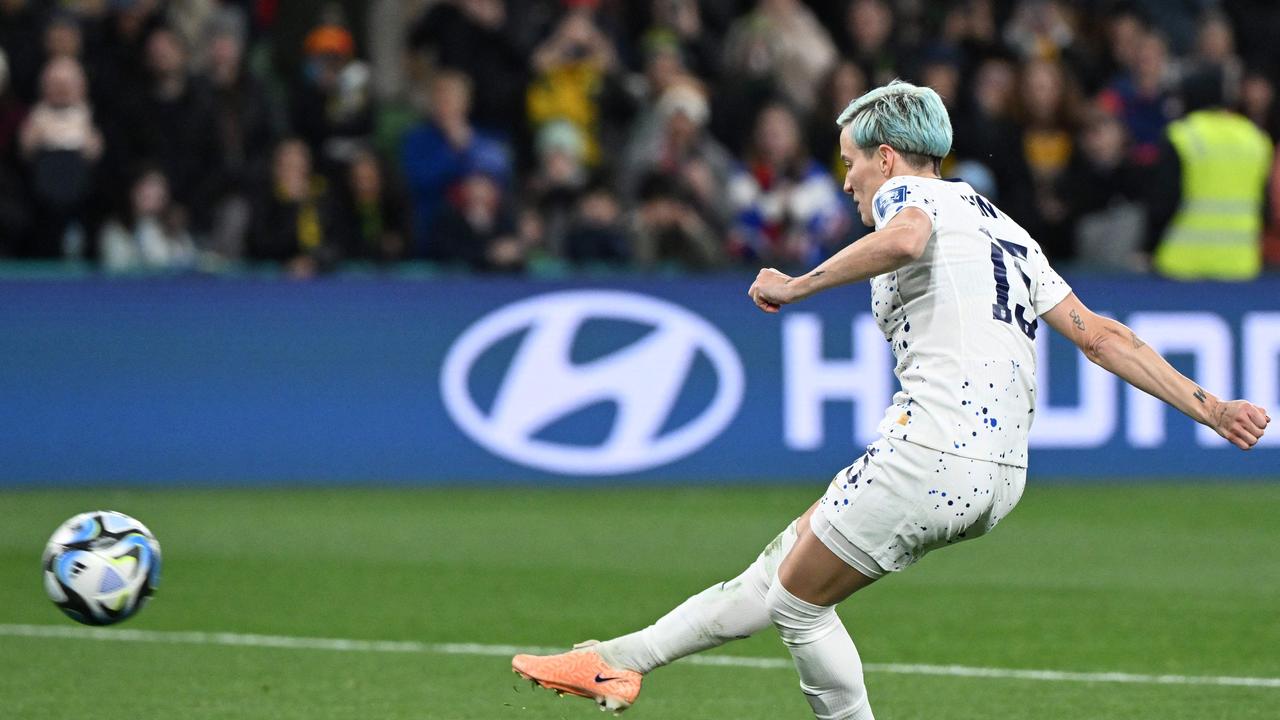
[765,580,838,645]
[735,522,799,600]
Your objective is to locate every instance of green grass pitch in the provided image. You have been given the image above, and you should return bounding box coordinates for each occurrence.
[1,483,1278,719]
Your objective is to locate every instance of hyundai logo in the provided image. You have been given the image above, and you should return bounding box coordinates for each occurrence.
[441,290,745,475]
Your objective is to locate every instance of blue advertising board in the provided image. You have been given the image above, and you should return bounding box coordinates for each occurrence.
[0,274,1276,485]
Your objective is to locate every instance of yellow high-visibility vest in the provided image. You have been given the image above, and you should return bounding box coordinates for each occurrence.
[1156,110,1273,280]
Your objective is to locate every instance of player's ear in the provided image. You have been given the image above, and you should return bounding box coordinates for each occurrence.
[879,144,892,176]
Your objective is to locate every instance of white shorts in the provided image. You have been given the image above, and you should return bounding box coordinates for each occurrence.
[811,436,1026,577]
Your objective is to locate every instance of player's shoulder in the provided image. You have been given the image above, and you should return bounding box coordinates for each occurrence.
[873,174,934,201]
[872,176,939,227]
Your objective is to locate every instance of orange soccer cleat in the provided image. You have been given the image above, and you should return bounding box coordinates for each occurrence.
[512,640,643,713]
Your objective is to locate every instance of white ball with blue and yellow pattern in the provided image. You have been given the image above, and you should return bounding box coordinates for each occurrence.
[43,511,161,626]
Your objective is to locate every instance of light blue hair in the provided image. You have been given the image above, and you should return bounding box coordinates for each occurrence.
[836,80,953,160]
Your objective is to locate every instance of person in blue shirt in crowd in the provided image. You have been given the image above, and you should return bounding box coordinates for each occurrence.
[401,68,512,259]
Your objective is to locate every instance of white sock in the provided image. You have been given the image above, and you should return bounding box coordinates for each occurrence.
[765,582,874,720]
[595,520,798,673]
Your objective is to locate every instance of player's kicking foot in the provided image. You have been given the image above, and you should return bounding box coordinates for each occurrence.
[512,640,642,713]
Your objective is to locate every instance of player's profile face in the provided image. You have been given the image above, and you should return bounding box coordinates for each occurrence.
[839,127,884,227]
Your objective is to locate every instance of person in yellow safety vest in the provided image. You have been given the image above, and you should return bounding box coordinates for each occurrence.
[1145,64,1274,280]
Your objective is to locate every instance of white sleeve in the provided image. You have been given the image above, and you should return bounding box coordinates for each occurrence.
[872,177,937,231]
[1030,244,1072,315]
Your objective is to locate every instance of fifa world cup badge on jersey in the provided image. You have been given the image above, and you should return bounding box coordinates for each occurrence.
[875,185,908,223]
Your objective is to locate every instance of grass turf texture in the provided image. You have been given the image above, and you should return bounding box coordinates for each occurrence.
[0,484,1277,719]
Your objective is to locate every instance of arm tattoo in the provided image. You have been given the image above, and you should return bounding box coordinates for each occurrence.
[1130,332,1146,349]
[1193,387,1207,405]
[809,271,825,278]
[1069,308,1085,332]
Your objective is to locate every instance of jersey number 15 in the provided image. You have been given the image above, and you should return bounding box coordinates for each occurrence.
[989,239,1037,340]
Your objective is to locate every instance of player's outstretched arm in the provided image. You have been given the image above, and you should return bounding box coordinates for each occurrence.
[1042,292,1271,450]
[747,207,932,313]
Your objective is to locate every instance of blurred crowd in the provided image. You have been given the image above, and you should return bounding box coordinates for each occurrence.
[0,0,1278,277]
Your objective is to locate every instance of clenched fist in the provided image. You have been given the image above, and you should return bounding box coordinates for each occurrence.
[747,268,794,314]
[1213,400,1271,450]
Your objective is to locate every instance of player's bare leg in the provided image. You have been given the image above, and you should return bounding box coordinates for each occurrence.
[766,515,878,720]
[511,503,817,711]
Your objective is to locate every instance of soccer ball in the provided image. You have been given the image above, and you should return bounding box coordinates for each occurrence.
[43,511,161,626]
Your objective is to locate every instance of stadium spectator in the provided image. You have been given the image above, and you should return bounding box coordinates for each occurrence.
[289,17,375,179]
[402,69,512,257]
[1015,58,1081,259]
[563,181,628,265]
[111,26,219,232]
[726,102,848,268]
[515,203,547,265]
[720,0,835,115]
[810,61,869,183]
[527,119,589,257]
[1145,66,1274,280]
[639,30,688,101]
[1240,66,1279,140]
[100,166,197,272]
[1264,154,1280,267]
[43,11,84,64]
[643,0,720,83]
[1194,9,1242,79]
[621,32,692,173]
[0,0,1274,276]
[809,60,872,244]
[249,138,342,277]
[526,2,631,169]
[1098,30,1177,166]
[919,47,1002,201]
[936,0,1001,70]
[204,13,277,259]
[840,0,898,87]
[17,57,103,257]
[430,167,524,271]
[1002,0,1077,62]
[917,48,963,116]
[714,0,839,153]
[631,171,722,271]
[620,81,734,229]
[1060,105,1145,270]
[91,0,167,119]
[1097,2,1147,85]
[0,0,45,104]
[951,56,1021,197]
[335,149,408,263]
[709,12,778,157]
[408,0,529,137]
[164,0,223,68]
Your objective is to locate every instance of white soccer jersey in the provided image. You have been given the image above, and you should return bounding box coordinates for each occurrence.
[867,176,1072,467]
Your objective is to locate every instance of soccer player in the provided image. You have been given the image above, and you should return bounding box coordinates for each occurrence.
[511,81,1271,719]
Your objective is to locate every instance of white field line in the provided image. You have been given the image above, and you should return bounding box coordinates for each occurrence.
[2,623,1279,689]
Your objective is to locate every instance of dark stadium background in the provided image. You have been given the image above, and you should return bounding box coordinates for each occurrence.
[0,2,1277,719]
